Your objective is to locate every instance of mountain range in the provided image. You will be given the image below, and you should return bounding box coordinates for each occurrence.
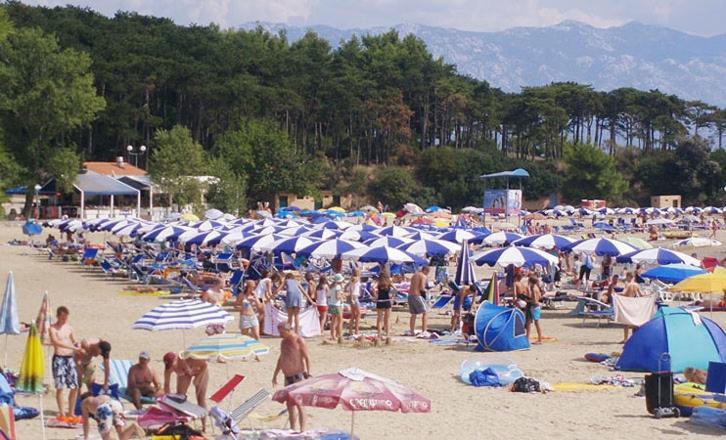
[240,21,726,106]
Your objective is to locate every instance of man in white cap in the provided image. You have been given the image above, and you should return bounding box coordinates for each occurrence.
[127,351,162,410]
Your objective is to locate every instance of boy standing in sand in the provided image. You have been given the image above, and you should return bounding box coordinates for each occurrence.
[272,322,311,432]
[407,266,430,336]
[49,306,82,423]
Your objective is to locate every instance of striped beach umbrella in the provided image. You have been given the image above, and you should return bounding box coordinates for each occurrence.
[235,234,281,251]
[562,237,636,256]
[258,236,318,255]
[511,234,574,250]
[183,230,227,246]
[397,239,460,257]
[474,246,558,268]
[454,240,476,285]
[616,248,701,266]
[364,236,412,248]
[142,225,189,242]
[132,299,233,331]
[673,237,722,248]
[377,226,413,238]
[296,239,366,259]
[438,229,481,244]
[342,246,423,264]
[181,333,269,361]
[482,232,523,246]
[304,229,343,240]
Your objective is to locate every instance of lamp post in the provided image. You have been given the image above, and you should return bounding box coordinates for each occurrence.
[126,144,147,168]
[33,184,41,220]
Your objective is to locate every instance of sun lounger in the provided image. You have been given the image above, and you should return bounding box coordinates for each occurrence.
[574,297,614,327]
[431,294,453,310]
[209,374,245,404]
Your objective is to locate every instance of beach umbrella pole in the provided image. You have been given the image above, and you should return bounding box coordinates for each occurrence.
[40,394,46,440]
[3,334,7,368]
[351,411,355,437]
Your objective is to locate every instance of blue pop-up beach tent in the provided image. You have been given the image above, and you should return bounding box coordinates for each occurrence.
[474,303,530,352]
[616,307,726,372]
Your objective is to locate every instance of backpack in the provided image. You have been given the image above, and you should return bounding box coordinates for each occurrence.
[512,377,541,393]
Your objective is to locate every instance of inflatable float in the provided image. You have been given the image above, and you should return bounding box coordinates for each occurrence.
[674,382,726,416]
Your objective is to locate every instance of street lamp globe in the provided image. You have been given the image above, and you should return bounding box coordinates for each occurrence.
[139,145,147,153]
[33,184,41,192]
[126,145,133,152]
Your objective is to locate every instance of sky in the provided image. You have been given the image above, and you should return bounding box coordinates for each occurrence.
[22,0,726,36]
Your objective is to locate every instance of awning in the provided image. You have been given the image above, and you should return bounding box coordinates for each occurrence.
[74,170,139,196]
[117,175,153,190]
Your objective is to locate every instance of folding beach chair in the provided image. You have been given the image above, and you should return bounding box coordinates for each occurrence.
[574,297,614,327]
[215,252,235,273]
[80,248,99,266]
[228,269,245,297]
[99,260,126,278]
[99,359,156,406]
[210,389,271,438]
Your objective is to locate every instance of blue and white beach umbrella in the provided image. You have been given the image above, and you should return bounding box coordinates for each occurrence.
[454,240,476,285]
[191,220,225,231]
[616,207,637,215]
[482,232,523,246]
[562,237,636,256]
[511,234,574,250]
[0,272,20,335]
[342,246,423,264]
[258,236,318,255]
[364,236,412,248]
[184,230,227,247]
[397,239,460,257]
[236,234,281,252]
[278,226,312,237]
[113,222,144,238]
[142,225,189,242]
[296,239,367,259]
[616,248,701,266]
[377,226,413,238]
[474,246,558,268]
[132,299,233,331]
[303,229,343,240]
[703,206,723,215]
[438,229,480,244]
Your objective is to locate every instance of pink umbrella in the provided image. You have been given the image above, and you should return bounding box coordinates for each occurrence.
[273,368,430,434]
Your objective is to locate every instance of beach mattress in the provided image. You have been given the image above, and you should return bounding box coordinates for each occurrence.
[674,382,726,416]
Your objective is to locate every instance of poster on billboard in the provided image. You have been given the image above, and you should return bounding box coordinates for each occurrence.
[483,189,522,215]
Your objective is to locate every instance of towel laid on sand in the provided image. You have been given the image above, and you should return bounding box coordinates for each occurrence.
[613,293,656,327]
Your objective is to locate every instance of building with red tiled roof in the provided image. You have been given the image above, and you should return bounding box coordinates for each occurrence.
[84,159,146,177]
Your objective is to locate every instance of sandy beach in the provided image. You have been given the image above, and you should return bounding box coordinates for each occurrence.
[2,222,724,440]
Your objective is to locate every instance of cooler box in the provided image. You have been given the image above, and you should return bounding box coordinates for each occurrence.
[706,361,726,393]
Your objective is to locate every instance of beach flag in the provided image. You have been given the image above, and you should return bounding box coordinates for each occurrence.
[485,273,499,304]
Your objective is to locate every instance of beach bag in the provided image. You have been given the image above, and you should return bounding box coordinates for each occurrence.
[512,377,541,393]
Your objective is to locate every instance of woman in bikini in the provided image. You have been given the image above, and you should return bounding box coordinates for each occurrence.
[236,281,262,340]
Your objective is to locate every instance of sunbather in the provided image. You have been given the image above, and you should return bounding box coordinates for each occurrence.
[314,274,329,336]
[272,323,311,432]
[163,352,209,430]
[81,394,144,440]
[526,275,544,344]
[76,338,112,393]
[683,367,708,384]
[127,351,162,410]
[374,273,393,344]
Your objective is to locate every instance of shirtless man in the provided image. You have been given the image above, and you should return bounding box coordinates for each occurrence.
[49,306,82,422]
[81,394,144,440]
[127,351,162,410]
[407,266,430,335]
[76,338,112,392]
[272,323,311,432]
[163,352,209,428]
[620,272,642,343]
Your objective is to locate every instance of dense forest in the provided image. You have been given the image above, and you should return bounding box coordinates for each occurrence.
[0,2,724,213]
